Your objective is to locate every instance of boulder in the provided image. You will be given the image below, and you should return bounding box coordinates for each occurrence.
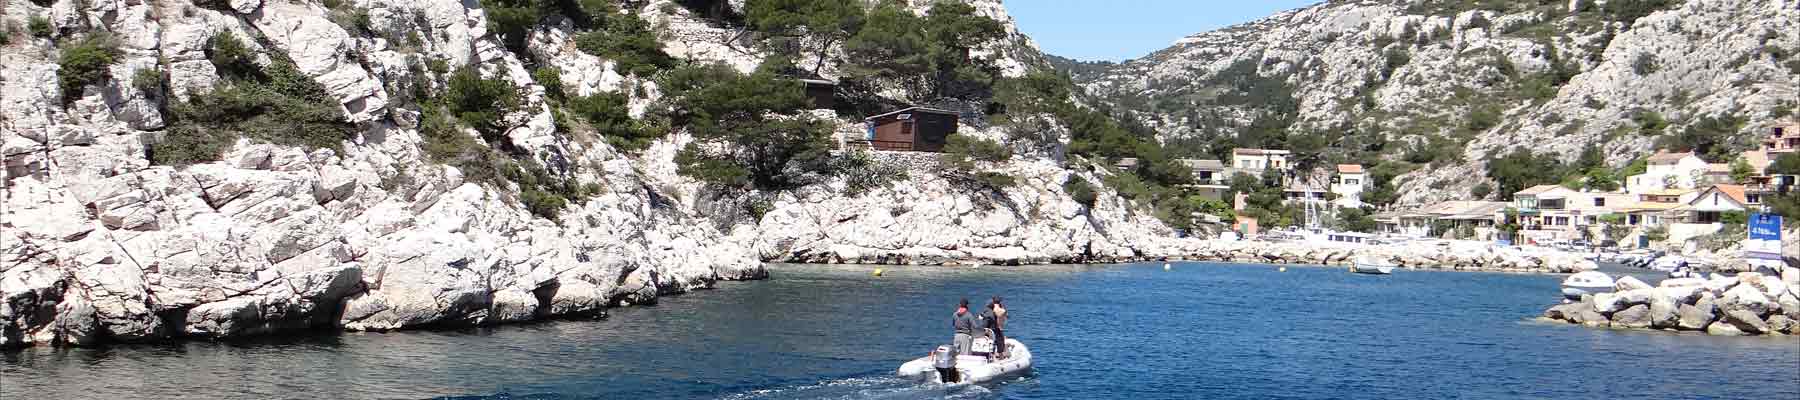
[1738,272,1789,299]
[1648,297,1681,329]
[1779,293,1800,320]
[1614,288,1655,306]
[1720,309,1769,334]
[1766,314,1795,334]
[1706,321,1747,336]
[1719,284,1773,316]
[1614,275,1652,291]
[1591,292,1625,314]
[1570,307,1608,328]
[1676,294,1717,331]
[1609,304,1652,329]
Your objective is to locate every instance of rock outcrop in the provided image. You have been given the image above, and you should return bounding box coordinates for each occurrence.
[1545,270,1800,336]
[1,0,765,349]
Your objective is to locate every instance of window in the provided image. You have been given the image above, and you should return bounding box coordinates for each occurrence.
[1346,179,1360,185]
[1747,194,1761,204]
[1593,198,1605,207]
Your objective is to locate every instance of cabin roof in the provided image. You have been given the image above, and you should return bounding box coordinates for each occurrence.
[864,107,959,121]
[1336,164,1364,174]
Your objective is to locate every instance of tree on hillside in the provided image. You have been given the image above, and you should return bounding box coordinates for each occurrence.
[666,62,836,192]
[746,0,865,72]
[1729,157,1755,184]
[1769,152,1800,175]
[1485,147,1566,200]
[842,1,1004,102]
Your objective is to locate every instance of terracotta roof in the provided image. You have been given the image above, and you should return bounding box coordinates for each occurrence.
[1710,184,1749,205]
[1516,184,1566,196]
[864,107,958,121]
[1647,151,1695,165]
[1336,164,1364,174]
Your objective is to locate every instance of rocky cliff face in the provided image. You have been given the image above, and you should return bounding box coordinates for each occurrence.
[0,0,1189,348]
[1079,0,1800,205]
[0,0,771,347]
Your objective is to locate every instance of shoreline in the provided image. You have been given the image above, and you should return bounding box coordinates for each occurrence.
[772,238,1599,274]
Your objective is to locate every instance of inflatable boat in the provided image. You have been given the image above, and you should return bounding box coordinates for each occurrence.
[896,337,1031,385]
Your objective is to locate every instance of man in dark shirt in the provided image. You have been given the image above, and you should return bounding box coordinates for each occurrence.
[953,298,977,356]
[981,296,1008,359]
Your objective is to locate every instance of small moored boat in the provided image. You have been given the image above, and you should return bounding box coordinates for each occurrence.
[1561,271,1615,299]
[1351,256,1396,275]
[897,337,1031,385]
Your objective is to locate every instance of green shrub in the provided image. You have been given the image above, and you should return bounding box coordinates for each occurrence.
[519,188,568,220]
[131,67,163,94]
[484,0,541,53]
[444,66,523,142]
[149,34,353,165]
[837,150,908,197]
[57,34,123,105]
[1632,110,1667,135]
[207,31,260,81]
[1471,182,1493,199]
[148,126,232,166]
[573,9,674,77]
[533,67,565,101]
[942,135,1012,164]
[568,91,664,151]
[1064,176,1098,208]
[28,16,51,38]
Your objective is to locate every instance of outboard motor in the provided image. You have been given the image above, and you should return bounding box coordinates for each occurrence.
[932,345,959,383]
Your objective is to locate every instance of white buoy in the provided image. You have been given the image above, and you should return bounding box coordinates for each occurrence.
[1163,263,1171,271]
[1278,266,1287,272]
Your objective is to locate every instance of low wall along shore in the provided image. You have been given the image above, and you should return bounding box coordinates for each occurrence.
[1542,271,1800,336]
[781,239,1599,274]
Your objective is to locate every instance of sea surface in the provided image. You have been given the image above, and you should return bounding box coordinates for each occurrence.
[4,262,1798,400]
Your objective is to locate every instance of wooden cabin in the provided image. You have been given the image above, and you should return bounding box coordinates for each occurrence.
[799,79,836,109]
[862,107,959,152]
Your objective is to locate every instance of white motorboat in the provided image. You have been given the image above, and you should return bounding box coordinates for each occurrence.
[1350,256,1396,275]
[897,337,1031,385]
[1561,271,1615,299]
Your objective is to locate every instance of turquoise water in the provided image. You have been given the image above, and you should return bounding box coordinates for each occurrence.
[4,262,1797,399]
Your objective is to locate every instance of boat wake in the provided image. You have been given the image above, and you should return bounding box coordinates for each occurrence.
[717,375,998,400]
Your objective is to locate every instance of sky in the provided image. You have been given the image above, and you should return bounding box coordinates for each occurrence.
[1008,0,1321,62]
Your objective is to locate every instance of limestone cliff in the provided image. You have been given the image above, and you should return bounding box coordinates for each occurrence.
[0,0,1187,348]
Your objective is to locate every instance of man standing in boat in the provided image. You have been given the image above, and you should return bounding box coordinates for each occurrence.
[983,297,1008,359]
[953,299,977,356]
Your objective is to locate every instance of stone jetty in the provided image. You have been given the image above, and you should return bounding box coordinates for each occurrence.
[1542,271,1800,336]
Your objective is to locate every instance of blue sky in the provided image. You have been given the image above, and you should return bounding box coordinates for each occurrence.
[1009,0,1321,62]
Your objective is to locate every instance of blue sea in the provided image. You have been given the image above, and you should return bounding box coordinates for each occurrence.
[4,262,1797,399]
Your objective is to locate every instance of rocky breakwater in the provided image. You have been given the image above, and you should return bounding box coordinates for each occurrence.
[1170,240,1597,273]
[1542,271,1800,336]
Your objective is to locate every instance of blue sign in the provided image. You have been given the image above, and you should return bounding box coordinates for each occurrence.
[1748,213,1782,241]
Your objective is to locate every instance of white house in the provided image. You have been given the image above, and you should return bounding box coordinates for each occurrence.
[1330,164,1367,208]
[1231,148,1292,171]
[1667,184,1751,243]
[1626,151,1709,193]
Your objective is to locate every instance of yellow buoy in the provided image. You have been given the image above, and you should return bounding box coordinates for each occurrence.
[873,268,884,277]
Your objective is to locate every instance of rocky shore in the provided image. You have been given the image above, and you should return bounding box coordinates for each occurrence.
[1542,272,1800,336]
[777,235,1599,274]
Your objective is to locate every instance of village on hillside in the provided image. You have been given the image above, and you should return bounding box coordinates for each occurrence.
[1179,120,1799,251]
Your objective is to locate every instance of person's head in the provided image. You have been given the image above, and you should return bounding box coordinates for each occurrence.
[958,298,969,310]
[991,296,1002,307]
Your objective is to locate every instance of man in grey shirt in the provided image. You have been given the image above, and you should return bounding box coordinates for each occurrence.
[952,298,977,355]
